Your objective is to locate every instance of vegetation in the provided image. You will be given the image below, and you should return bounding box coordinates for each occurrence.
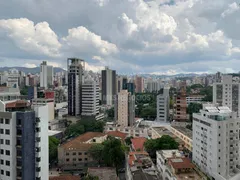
[83,175,99,180]
[88,137,125,173]
[20,86,28,95]
[106,107,114,119]
[187,103,203,122]
[65,119,105,138]
[125,136,133,146]
[200,86,213,102]
[49,136,60,163]
[144,135,179,158]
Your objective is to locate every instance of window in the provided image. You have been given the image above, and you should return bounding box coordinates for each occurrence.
[72,152,76,155]
[79,158,82,161]
[0,129,3,134]
[5,150,10,156]
[5,140,10,145]
[73,158,76,161]
[5,129,10,135]
[66,159,69,162]
[66,153,69,156]
[85,152,88,155]
[0,159,3,164]
[5,160,10,166]
[5,119,10,124]
[0,119,3,124]
[0,149,3,154]
[6,171,10,176]
[85,158,88,161]
[78,152,82,155]
[1,170,3,175]
[0,139,3,144]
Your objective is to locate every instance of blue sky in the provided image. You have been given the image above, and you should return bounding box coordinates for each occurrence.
[0,0,240,75]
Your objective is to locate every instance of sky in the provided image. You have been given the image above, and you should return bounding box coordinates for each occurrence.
[0,0,240,75]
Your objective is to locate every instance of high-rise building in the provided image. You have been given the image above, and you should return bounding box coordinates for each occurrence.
[7,69,19,88]
[174,82,187,122]
[127,82,135,95]
[0,100,49,180]
[117,76,123,93]
[122,77,128,90]
[156,87,170,122]
[67,58,85,116]
[101,67,116,106]
[40,61,54,89]
[135,76,144,93]
[115,90,135,127]
[193,104,240,180]
[81,80,100,116]
[213,75,240,117]
[146,80,163,93]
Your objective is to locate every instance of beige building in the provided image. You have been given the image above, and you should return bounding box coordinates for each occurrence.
[115,90,135,127]
[58,132,107,166]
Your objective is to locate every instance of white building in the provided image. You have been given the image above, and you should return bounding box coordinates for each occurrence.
[193,104,240,180]
[213,75,240,116]
[156,87,170,122]
[146,80,163,93]
[7,69,19,88]
[81,80,100,116]
[40,61,54,89]
[0,71,8,85]
[32,98,55,121]
[0,100,49,180]
[186,95,204,105]
[0,87,21,101]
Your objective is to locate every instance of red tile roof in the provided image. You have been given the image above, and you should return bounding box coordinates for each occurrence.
[60,132,106,150]
[107,131,127,140]
[6,100,30,108]
[49,175,80,180]
[168,157,195,169]
[131,137,146,151]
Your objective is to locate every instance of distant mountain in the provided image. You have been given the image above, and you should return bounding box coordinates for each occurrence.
[0,67,66,74]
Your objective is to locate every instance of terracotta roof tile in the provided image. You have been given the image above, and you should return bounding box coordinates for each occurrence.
[107,131,127,140]
[168,157,194,169]
[49,175,80,180]
[60,132,106,150]
[6,100,30,108]
[131,137,146,151]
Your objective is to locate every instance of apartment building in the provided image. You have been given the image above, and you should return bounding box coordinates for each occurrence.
[32,98,55,121]
[193,104,240,180]
[115,90,135,127]
[0,87,21,101]
[156,87,170,122]
[213,75,240,117]
[7,69,19,88]
[40,61,54,89]
[0,100,49,180]
[186,95,204,105]
[135,76,144,93]
[174,82,187,122]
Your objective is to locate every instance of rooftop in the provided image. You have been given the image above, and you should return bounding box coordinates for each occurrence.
[48,130,63,136]
[60,132,106,150]
[171,126,193,139]
[49,175,80,180]
[106,131,127,140]
[158,150,183,159]
[88,167,118,180]
[168,157,194,169]
[131,137,146,151]
[6,100,30,108]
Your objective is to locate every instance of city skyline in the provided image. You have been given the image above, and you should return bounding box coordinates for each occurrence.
[0,0,239,75]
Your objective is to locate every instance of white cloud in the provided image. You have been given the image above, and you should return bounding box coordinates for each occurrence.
[61,26,118,57]
[221,2,239,18]
[92,56,104,61]
[0,18,61,57]
[23,63,37,68]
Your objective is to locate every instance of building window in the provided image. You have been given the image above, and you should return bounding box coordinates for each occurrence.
[5,160,10,166]
[66,153,69,156]
[1,170,3,175]
[85,152,88,155]
[5,150,10,156]
[0,149,3,154]
[5,129,10,135]
[5,119,10,124]
[79,158,82,161]
[0,129,3,134]
[6,171,10,176]
[85,158,88,161]
[0,159,3,164]
[73,158,76,161]
[0,119,3,124]
[78,152,82,155]
[72,152,76,155]
[66,159,69,162]
[5,140,10,145]
[0,139,3,144]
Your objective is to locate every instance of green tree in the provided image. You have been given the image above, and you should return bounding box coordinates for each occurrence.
[83,175,99,180]
[102,137,125,172]
[20,86,28,95]
[88,144,104,164]
[187,103,203,121]
[65,124,85,137]
[144,135,179,159]
[200,86,213,102]
[49,137,60,163]
[106,107,114,119]
[125,136,133,146]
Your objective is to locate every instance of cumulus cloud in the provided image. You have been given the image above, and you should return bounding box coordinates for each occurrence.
[221,2,240,18]
[23,63,37,68]
[0,18,61,57]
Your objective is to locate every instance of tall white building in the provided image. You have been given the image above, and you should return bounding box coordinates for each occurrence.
[7,69,19,88]
[213,75,240,117]
[146,80,163,93]
[193,104,240,180]
[0,100,49,180]
[115,90,135,127]
[40,61,54,89]
[81,80,100,116]
[156,87,169,122]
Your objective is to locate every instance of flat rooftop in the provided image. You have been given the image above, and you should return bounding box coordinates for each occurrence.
[171,126,193,139]
[158,150,183,159]
[88,167,117,180]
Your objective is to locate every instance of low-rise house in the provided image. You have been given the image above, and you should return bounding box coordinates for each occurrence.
[156,150,203,180]
[58,132,107,168]
[131,137,146,151]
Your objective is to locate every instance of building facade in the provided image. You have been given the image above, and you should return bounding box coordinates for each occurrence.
[67,58,85,116]
[156,87,170,122]
[0,100,49,180]
[115,90,135,127]
[101,67,116,106]
[7,69,19,88]
[135,76,144,93]
[213,75,240,117]
[40,61,54,89]
[193,104,240,180]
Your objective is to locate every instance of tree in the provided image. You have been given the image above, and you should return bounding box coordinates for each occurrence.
[125,136,133,146]
[102,137,125,172]
[144,135,179,159]
[49,137,60,163]
[187,103,203,121]
[88,144,104,164]
[83,175,99,180]
[106,107,114,119]
[20,86,28,95]
[65,124,85,137]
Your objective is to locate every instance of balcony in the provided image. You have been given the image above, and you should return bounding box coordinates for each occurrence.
[36,118,40,123]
